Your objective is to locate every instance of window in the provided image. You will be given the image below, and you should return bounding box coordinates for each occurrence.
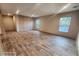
[35,19,41,29]
[59,16,72,32]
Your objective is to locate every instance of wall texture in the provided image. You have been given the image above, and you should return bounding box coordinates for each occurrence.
[39,11,79,39]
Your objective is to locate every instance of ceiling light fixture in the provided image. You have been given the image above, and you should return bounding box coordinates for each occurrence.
[31,14,39,17]
[16,10,20,14]
[7,13,11,16]
[31,14,35,17]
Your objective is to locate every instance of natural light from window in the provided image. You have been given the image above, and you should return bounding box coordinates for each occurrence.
[35,19,41,29]
[59,16,72,32]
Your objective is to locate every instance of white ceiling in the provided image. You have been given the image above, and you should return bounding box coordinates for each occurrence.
[0,3,79,17]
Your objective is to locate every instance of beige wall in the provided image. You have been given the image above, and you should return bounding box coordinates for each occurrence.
[0,14,2,34]
[39,11,79,39]
[14,16,33,32]
[0,14,5,34]
[0,15,33,32]
[2,15,16,31]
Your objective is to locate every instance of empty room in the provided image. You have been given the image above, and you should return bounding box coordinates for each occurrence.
[0,3,79,56]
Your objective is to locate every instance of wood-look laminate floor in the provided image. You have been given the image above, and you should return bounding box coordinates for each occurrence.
[0,31,77,56]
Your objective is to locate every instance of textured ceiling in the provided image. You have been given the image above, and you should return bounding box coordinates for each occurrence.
[0,3,79,17]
